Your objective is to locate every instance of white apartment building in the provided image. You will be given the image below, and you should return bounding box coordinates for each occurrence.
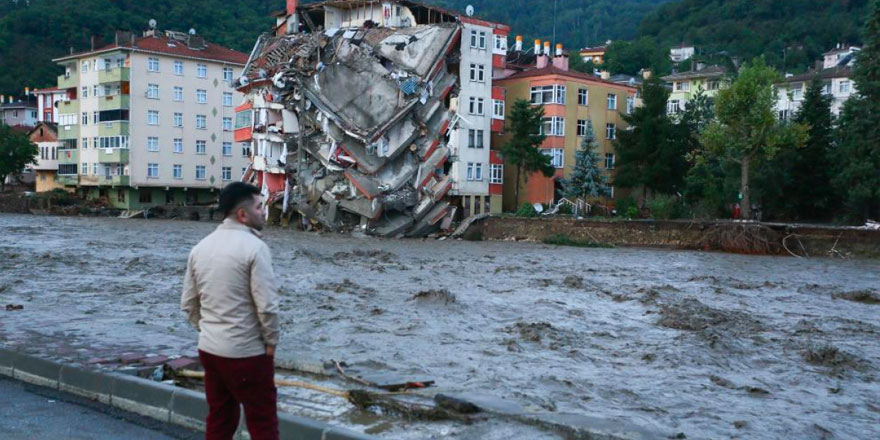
[34,87,67,123]
[52,29,248,209]
[670,45,695,63]
[775,46,860,120]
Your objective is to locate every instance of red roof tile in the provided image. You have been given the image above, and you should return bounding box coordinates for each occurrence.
[497,65,638,91]
[55,33,248,65]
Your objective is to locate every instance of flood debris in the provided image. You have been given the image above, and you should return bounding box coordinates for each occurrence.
[697,224,782,255]
[803,344,865,373]
[234,3,472,237]
[5,304,24,311]
[831,289,880,305]
[409,288,456,305]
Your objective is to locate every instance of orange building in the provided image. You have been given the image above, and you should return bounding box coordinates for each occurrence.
[578,45,607,65]
[492,53,638,212]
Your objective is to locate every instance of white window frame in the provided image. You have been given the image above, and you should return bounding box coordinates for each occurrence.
[173,138,183,154]
[605,153,615,170]
[196,140,206,155]
[542,149,564,169]
[223,92,233,107]
[577,119,587,137]
[195,165,206,180]
[173,112,183,127]
[494,35,507,52]
[530,85,566,104]
[667,99,681,115]
[148,57,159,72]
[147,163,159,178]
[196,64,207,78]
[578,88,588,106]
[469,63,485,82]
[223,117,233,131]
[174,60,183,75]
[196,89,207,104]
[605,123,616,140]
[222,142,232,156]
[839,80,851,93]
[540,117,565,136]
[466,162,474,180]
[147,83,159,99]
[196,115,206,130]
[474,162,483,181]
[490,164,503,184]
[221,166,232,181]
[147,136,159,152]
[607,93,617,110]
[173,164,182,180]
[492,99,505,119]
[147,110,159,125]
[675,81,690,91]
[173,86,183,102]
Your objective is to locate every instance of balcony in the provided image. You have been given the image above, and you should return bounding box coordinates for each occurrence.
[57,73,78,90]
[57,99,79,114]
[57,124,80,140]
[56,175,79,186]
[58,149,78,165]
[98,148,129,163]
[98,175,130,186]
[98,121,129,137]
[98,67,130,84]
[98,94,130,111]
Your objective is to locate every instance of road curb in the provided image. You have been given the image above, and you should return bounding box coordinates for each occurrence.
[0,347,379,440]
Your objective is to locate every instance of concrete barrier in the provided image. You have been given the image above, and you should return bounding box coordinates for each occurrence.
[0,347,379,440]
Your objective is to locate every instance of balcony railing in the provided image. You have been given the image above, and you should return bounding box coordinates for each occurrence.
[57,74,78,90]
[57,124,80,140]
[98,94,130,111]
[97,148,129,164]
[98,121,130,137]
[98,67,130,84]
[58,149,78,165]
[58,99,79,114]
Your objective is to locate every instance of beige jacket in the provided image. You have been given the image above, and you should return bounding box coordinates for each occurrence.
[181,219,280,358]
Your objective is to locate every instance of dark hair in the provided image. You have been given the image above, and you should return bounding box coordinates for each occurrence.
[218,182,260,217]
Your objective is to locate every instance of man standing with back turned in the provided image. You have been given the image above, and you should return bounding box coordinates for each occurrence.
[182,182,280,440]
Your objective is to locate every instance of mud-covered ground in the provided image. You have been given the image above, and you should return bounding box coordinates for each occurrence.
[1,214,879,439]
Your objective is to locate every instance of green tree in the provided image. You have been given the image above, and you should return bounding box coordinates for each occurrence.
[604,37,672,76]
[701,58,808,216]
[500,99,555,207]
[788,77,835,219]
[560,121,609,199]
[614,75,686,200]
[833,0,880,222]
[0,125,38,191]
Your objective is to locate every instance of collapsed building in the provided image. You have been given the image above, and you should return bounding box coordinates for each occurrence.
[234,0,509,237]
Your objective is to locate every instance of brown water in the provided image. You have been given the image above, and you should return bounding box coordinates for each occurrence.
[1,214,879,439]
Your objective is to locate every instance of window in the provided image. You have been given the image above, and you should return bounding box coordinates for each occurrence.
[469,30,487,49]
[223,67,234,82]
[195,165,206,180]
[222,142,233,156]
[173,164,182,180]
[494,35,507,51]
[196,140,206,155]
[578,88,588,106]
[196,115,207,129]
[58,164,77,175]
[467,129,484,148]
[778,110,790,121]
[174,61,184,75]
[607,93,617,110]
[468,97,485,115]
[675,81,690,91]
[92,111,99,124]
[148,110,159,125]
[469,63,485,82]
[667,99,681,115]
[98,136,128,149]
[147,136,159,152]
[530,85,565,104]
[605,123,616,140]
[223,92,233,107]
[708,80,721,91]
[577,119,588,137]
[605,153,615,170]
[82,162,88,175]
[173,86,183,102]
[223,117,232,131]
[197,89,207,104]
[82,137,88,149]
[173,112,183,127]
[81,61,89,73]
[840,80,851,93]
[82,112,88,125]
[148,57,159,72]
[222,167,232,181]
[626,96,635,114]
[242,143,252,157]
[93,85,99,97]
[543,149,564,168]
[147,83,159,99]
[793,88,803,100]
[466,162,483,180]
[492,99,505,119]
[139,190,152,204]
[82,86,88,98]
[147,163,158,178]
[173,138,183,153]
[197,64,207,78]
[104,85,112,96]
[540,117,565,136]
[490,164,503,184]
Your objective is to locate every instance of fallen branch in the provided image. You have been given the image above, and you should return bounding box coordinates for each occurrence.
[782,234,803,258]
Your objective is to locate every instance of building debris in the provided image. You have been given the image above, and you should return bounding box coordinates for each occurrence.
[234,2,472,237]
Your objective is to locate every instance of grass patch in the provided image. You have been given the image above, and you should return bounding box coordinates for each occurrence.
[542,233,613,248]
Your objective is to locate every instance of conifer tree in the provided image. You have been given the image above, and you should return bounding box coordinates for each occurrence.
[561,121,609,199]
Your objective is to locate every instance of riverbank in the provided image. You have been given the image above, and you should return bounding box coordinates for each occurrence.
[468,216,880,259]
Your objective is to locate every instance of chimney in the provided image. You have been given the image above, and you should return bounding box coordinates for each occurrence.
[287,0,298,16]
[696,61,705,71]
[535,39,541,54]
[544,41,551,56]
[1,95,5,104]
[286,0,300,34]
[515,35,523,52]
[555,43,563,57]
[552,44,569,71]
[600,70,610,80]
[90,36,95,51]
[641,69,652,79]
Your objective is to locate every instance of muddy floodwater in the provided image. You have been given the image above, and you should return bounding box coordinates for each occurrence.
[2,214,879,439]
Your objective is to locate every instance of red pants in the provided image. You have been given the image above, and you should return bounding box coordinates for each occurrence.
[198,350,279,440]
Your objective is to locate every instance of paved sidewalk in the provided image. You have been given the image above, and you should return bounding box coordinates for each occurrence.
[0,376,200,440]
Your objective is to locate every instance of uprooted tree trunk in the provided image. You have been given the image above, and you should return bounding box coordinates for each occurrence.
[697,223,782,255]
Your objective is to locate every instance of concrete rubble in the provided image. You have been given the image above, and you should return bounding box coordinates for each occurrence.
[234,10,464,237]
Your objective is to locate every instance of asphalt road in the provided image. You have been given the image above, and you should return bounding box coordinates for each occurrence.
[0,376,200,440]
